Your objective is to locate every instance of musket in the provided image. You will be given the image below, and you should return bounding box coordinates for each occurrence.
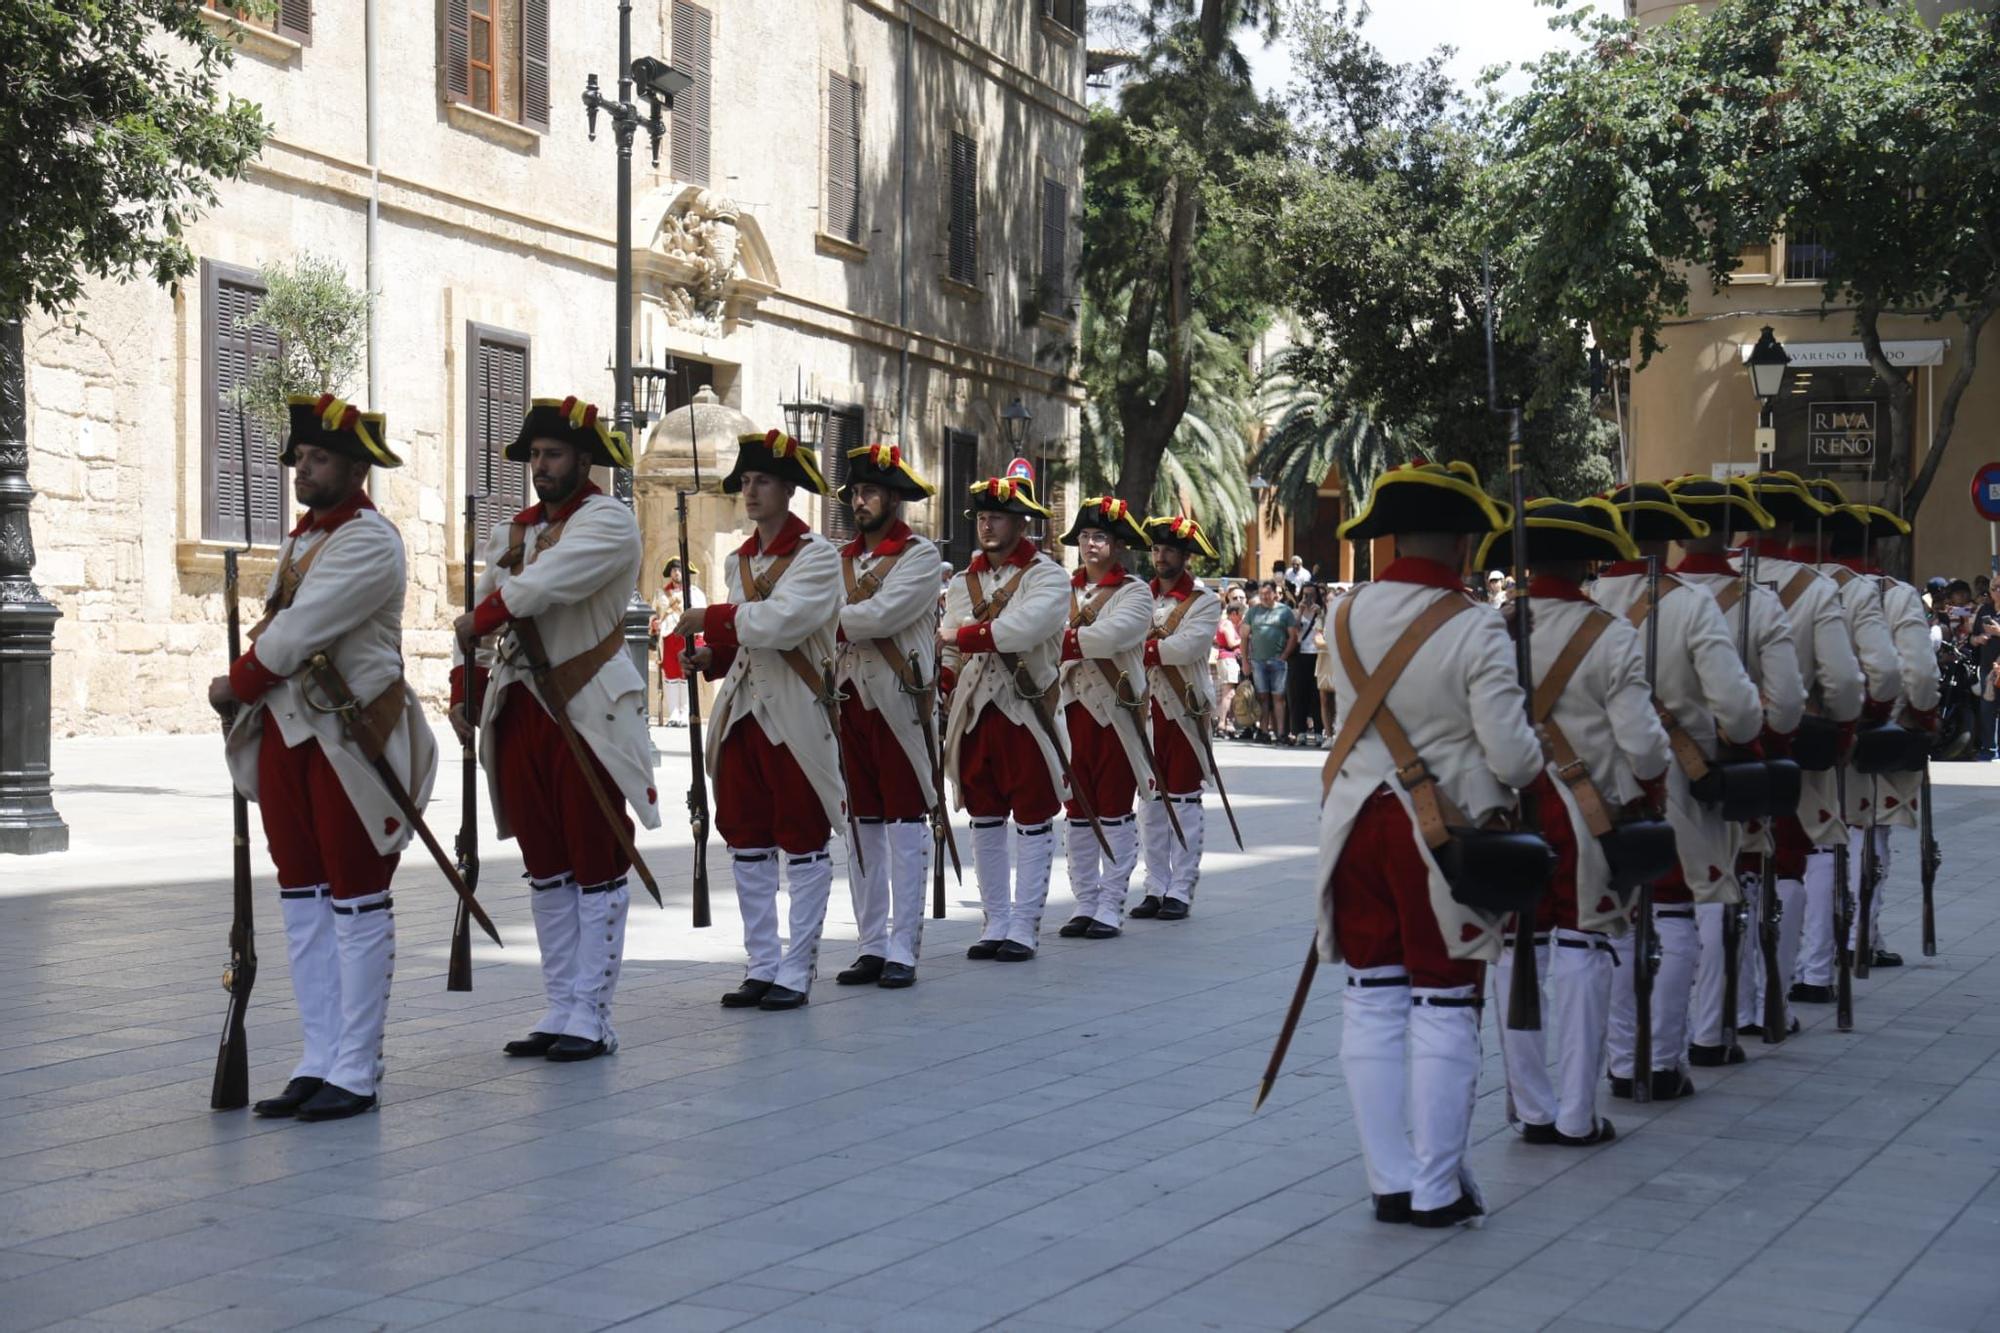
[1743,543,1788,1045]
[1920,764,1939,955]
[210,409,258,1111]
[895,647,961,885]
[298,653,506,944]
[1158,662,1244,849]
[1632,554,1662,1103]
[1252,936,1319,1112]
[930,659,950,918]
[679,394,712,928]
[995,646,1113,858]
[447,463,484,991]
[819,658,867,879]
[1832,750,1855,1028]
[1103,663,1185,850]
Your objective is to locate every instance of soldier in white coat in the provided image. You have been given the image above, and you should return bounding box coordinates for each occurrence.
[1666,477,1806,1041]
[454,396,656,1063]
[1592,484,1763,1085]
[1132,514,1225,922]
[1053,497,1158,940]
[1477,500,1672,1140]
[676,430,845,1011]
[1746,474,1865,1013]
[1318,462,1544,1228]
[212,395,436,1121]
[940,477,1072,961]
[830,444,942,990]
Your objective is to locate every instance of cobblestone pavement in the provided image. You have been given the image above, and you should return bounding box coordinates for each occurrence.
[2,734,1998,1332]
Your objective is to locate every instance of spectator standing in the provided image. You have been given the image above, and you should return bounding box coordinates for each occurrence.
[1485,569,1508,607]
[1215,602,1246,738]
[1243,581,1299,743]
[1973,583,2000,760]
[1288,584,1325,744]
[1285,555,1313,596]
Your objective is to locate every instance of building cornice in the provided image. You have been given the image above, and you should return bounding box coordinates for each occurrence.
[849,0,1088,128]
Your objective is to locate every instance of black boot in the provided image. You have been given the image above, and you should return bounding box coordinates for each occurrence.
[1519,1122,1559,1145]
[1057,916,1093,938]
[545,1036,608,1062]
[996,941,1036,961]
[1372,1192,1412,1223]
[502,1031,560,1058]
[1789,982,1833,1004]
[1409,1194,1483,1228]
[1550,1118,1616,1146]
[836,955,885,986]
[1156,898,1190,921]
[1608,1074,1634,1100]
[1687,1043,1730,1067]
[759,985,809,1011]
[965,939,1004,960]
[294,1083,377,1122]
[721,978,775,1008]
[252,1077,324,1118]
[1084,921,1121,939]
[1871,949,1903,968]
[877,962,916,989]
[1129,896,1163,919]
[1650,1069,1696,1100]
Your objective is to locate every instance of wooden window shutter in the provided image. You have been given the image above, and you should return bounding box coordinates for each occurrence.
[202,262,289,546]
[466,323,531,551]
[948,132,978,286]
[821,406,861,541]
[276,0,311,43]
[521,0,550,130]
[827,73,861,243]
[671,1,712,185]
[940,428,979,568]
[1040,178,1068,314]
[442,0,471,104]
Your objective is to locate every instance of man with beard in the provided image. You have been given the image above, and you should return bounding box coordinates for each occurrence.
[830,444,942,990]
[211,395,436,1121]
[453,396,655,1063]
[939,476,1072,961]
[1131,514,1224,922]
[674,430,845,1011]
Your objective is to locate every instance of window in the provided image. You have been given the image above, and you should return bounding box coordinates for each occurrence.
[1042,0,1085,33]
[948,132,979,287]
[442,0,550,130]
[821,406,863,541]
[826,73,863,244]
[208,0,311,44]
[201,261,290,545]
[940,428,979,568]
[466,324,531,551]
[671,1,713,185]
[1785,227,1834,283]
[1040,178,1070,316]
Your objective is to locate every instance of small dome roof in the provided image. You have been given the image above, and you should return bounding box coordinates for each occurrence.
[638,386,756,483]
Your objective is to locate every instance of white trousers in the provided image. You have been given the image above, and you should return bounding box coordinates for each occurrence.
[1776,874,1807,993]
[1497,931,1612,1138]
[1606,907,1696,1078]
[1796,851,1838,986]
[1741,869,1779,1030]
[972,819,1011,942]
[1139,792,1206,904]
[664,678,688,724]
[528,872,580,1036]
[1092,814,1139,928]
[970,818,1054,946]
[1065,818,1101,920]
[279,885,339,1083]
[327,889,394,1097]
[732,845,833,993]
[1847,825,1891,952]
[849,819,929,967]
[1340,965,1482,1213]
[1690,898,1755,1046]
[567,875,628,1049]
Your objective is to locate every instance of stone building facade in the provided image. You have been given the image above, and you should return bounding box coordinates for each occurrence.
[23,0,1086,736]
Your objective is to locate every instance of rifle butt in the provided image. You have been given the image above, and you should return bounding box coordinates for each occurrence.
[446,900,473,992]
[1632,890,1654,1103]
[931,823,947,919]
[1757,860,1787,1043]
[1504,917,1541,1032]
[1854,836,1875,980]
[209,1014,249,1111]
[1720,903,1741,1050]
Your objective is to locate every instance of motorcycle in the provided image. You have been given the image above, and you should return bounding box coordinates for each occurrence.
[1934,638,1982,760]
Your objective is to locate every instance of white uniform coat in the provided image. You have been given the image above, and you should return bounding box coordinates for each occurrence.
[1315,570,1545,966]
[467,489,658,836]
[941,543,1072,809]
[835,523,943,809]
[1146,575,1223,785]
[1593,570,1762,899]
[1875,575,1940,829]
[706,515,848,834]
[227,500,437,856]
[1058,569,1157,801]
[1825,563,1906,827]
[1525,593,1673,931]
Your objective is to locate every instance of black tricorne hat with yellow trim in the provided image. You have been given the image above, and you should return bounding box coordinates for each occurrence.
[1665,475,1775,532]
[1827,503,1911,557]
[1475,497,1637,569]
[1801,476,1850,511]
[509,396,632,469]
[1603,482,1707,544]
[1144,513,1220,561]
[1061,495,1151,548]
[838,443,933,501]
[1338,460,1507,541]
[723,429,828,495]
[966,475,1050,519]
[1749,470,1835,526]
[283,394,400,468]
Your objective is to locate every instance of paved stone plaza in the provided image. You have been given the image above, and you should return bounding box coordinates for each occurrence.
[2,734,1998,1332]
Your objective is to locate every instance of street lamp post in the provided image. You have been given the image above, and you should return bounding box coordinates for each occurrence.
[0,317,66,853]
[1746,325,1790,471]
[582,2,690,688]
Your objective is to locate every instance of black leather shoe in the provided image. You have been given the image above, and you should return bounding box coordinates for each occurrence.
[759,985,809,1011]
[1650,1069,1696,1100]
[1687,1043,1730,1067]
[996,941,1036,961]
[1373,1192,1412,1223]
[1739,1023,1764,1037]
[836,955,885,986]
[252,1077,324,1118]
[1157,898,1190,921]
[1789,982,1833,1004]
[877,962,916,989]
[721,978,775,1008]
[1129,896,1163,919]
[1519,1121,1559,1145]
[1871,949,1903,968]
[1409,1194,1484,1228]
[546,1036,608,1062]
[1608,1074,1634,1100]
[1084,922,1121,939]
[503,1031,561,1058]
[1551,1118,1616,1146]
[294,1083,377,1122]
[1057,916,1093,938]
[966,939,1004,960]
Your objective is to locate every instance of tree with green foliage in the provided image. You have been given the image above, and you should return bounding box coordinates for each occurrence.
[230,254,375,438]
[1491,0,2000,523]
[1251,344,1401,529]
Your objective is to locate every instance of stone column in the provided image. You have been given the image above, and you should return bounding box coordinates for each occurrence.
[0,317,69,853]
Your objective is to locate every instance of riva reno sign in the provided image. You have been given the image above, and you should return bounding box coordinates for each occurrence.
[1807,401,1877,466]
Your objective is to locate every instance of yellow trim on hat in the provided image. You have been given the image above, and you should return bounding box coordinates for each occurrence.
[1337,461,1506,539]
[846,443,935,495]
[1665,475,1777,529]
[1145,513,1220,561]
[1837,503,1911,537]
[1473,497,1639,569]
[967,476,1051,517]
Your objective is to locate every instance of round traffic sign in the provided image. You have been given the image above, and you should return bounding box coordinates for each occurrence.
[1005,456,1036,482]
[1973,462,2000,522]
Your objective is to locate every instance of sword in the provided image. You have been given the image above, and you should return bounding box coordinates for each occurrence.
[1102,663,1185,849]
[298,653,504,945]
[993,647,1113,858]
[893,646,961,882]
[819,658,867,879]
[1158,662,1243,849]
[1254,935,1320,1111]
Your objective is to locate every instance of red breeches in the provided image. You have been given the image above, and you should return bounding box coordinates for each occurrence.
[1064,702,1138,821]
[1331,787,1483,989]
[841,694,928,821]
[715,715,833,853]
[256,721,399,900]
[493,682,633,884]
[1149,702,1206,795]
[958,703,1061,825]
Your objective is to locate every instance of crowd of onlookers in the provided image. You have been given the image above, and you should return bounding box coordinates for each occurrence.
[1930,574,2000,760]
[1211,557,1348,747]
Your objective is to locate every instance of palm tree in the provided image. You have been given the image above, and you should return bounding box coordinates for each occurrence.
[1251,346,1400,530]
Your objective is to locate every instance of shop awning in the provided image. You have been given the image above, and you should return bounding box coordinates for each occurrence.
[1737,338,1950,368]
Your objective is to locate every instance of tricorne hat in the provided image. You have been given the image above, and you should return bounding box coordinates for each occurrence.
[1338,460,1507,541]
[1475,497,1637,569]
[838,443,933,501]
[722,429,828,496]
[282,394,399,468]
[1827,503,1911,557]
[1144,513,1220,561]
[1748,470,1835,526]
[1602,481,1707,544]
[509,396,631,469]
[1061,495,1150,548]
[966,475,1050,518]
[1665,475,1775,532]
